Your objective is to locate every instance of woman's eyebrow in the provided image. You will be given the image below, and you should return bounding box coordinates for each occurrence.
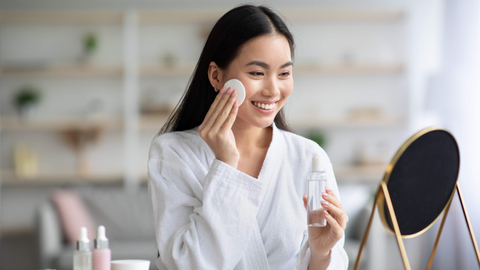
[246,60,293,69]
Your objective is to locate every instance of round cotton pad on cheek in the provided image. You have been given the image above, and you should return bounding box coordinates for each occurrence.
[223,79,246,106]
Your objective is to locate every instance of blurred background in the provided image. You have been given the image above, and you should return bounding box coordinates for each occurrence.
[0,0,479,269]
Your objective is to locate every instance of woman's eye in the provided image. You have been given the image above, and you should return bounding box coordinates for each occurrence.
[249,72,264,76]
[280,71,291,77]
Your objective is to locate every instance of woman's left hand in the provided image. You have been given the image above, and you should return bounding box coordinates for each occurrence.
[302,187,348,259]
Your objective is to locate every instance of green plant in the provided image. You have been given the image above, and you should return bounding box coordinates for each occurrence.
[84,32,98,54]
[14,86,41,109]
[307,130,327,148]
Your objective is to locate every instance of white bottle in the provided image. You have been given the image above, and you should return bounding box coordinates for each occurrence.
[74,227,92,270]
[93,225,111,270]
[307,156,327,227]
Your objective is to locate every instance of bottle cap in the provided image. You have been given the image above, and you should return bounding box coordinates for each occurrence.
[312,156,325,172]
[76,227,90,251]
[94,225,109,249]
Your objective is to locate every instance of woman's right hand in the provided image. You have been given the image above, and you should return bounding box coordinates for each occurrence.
[199,87,240,168]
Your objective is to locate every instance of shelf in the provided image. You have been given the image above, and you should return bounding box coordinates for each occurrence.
[140,63,196,78]
[289,115,404,129]
[0,116,122,132]
[139,9,225,24]
[334,164,387,183]
[140,62,403,78]
[0,170,124,186]
[0,10,124,24]
[0,63,123,78]
[280,9,405,21]
[138,8,404,24]
[140,113,171,131]
[294,63,404,74]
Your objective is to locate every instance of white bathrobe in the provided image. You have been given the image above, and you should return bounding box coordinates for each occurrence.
[148,124,348,270]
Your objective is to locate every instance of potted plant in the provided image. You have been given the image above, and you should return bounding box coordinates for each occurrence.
[14,86,41,119]
[79,32,99,63]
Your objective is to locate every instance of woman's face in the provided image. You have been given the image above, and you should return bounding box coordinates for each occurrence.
[221,34,293,129]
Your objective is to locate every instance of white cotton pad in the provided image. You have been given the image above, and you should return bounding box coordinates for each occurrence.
[224,79,246,106]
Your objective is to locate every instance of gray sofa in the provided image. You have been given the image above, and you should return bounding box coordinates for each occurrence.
[35,185,158,270]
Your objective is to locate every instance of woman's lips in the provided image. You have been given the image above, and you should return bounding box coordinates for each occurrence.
[251,101,278,113]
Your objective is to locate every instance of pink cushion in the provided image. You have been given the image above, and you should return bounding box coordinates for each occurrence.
[51,189,96,246]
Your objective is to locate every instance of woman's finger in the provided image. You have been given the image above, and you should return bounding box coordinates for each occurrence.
[210,89,237,133]
[303,194,308,210]
[322,188,344,212]
[324,211,344,239]
[219,100,238,131]
[205,87,233,127]
[202,87,226,125]
[321,201,348,229]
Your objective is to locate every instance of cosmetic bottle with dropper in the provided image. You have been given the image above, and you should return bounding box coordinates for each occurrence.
[92,225,111,270]
[74,227,92,270]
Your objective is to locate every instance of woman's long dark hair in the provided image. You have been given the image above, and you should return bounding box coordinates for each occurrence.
[159,5,294,135]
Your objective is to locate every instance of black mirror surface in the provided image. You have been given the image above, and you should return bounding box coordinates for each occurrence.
[378,128,460,237]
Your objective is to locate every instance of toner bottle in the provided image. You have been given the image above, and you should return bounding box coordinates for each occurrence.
[74,227,92,270]
[307,156,327,227]
[93,225,111,270]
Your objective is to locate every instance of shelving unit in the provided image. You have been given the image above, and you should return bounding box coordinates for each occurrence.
[0,64,123,78]
[0,8,408,186]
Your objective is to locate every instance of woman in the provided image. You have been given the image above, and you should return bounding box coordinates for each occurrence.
[148,5,348,270]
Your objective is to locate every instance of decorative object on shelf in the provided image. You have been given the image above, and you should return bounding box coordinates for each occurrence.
[79,32,99,63]
[14,85,42,120]
[14,143,38,179]
[62,128,101,177]
[352,140,389,167]
[306,129,327,148]
[161,51,177,69]
[348,107,383,121]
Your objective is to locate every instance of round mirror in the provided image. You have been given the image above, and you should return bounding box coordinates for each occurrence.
[378,127,460,238]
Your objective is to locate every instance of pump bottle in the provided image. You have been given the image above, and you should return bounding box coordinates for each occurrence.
[307,156,327,227]
[93,225,111,270]
[74,227,92,270]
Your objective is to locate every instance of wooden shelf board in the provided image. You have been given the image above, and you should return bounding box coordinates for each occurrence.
[0,64,123,78]
[140,62,403,78]
[138,8,404,23]
[139,9,225,23]
[140,63,196,77]
[335,164,387,183]
[0,116,122,132]
[289,115,405,129]
[140,113,171,131]
[0,170,124,186]
[294,63,404,74]
[280,9,405,21]
[0,10,123,24]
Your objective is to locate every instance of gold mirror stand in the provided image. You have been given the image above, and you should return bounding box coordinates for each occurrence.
[354,181,480,270]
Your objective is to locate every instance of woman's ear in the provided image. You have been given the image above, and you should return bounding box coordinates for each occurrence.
[208,61,224,91]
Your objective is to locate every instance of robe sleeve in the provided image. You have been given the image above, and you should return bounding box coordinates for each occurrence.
[148,138,265,270]
[295,161,349,270]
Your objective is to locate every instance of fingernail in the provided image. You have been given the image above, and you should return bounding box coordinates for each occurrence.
[326,187,332,193]
[219,87,225,94]
[226,87,232,94]
[233,101,238,108]
[324,210,330,216]
[322,192,328,198]
[321,200,329,206]
[231,89,237,97]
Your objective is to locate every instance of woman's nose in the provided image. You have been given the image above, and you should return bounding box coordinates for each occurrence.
[261,77,281,97]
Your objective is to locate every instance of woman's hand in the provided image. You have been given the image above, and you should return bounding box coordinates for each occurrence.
[303,187,348,265]
[199,87,240,168]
